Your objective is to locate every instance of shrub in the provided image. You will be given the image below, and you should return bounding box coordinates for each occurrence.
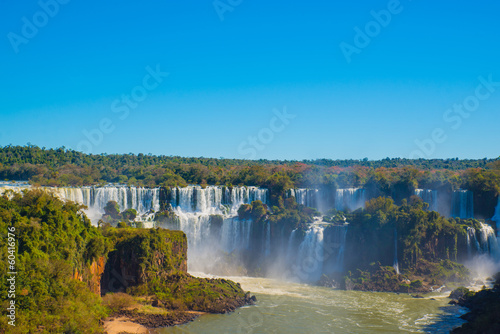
[410,280,423,289]
[102,293,135,313]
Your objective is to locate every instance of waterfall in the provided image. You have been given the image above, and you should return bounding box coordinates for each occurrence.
[327,224,348,273]
[414,189,438,212]
[166,186,269,270]
[286,229,297,266]
[264,222,271,256]
[220,218,252,253]
[466,227,480,258]
[289,188,366,212]
[451,190,474,218]
[295,224,325,282]
[492,197,500,240]
[477,222,500,259]
[393,228,399,274]
[465,223,499,260]
[293,188,318,208]
[335,188,365,212]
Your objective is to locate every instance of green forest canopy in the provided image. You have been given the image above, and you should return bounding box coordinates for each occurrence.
[1,145,499,196]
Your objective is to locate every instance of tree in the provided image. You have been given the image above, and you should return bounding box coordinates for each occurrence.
[121,208,137,221]
[104,201,120,218]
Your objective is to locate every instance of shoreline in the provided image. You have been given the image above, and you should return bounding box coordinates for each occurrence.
[103,310,206,334]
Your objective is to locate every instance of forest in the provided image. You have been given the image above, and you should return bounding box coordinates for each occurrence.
[1,145,499,196]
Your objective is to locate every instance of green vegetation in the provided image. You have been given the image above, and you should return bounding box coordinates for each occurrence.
[0,190,109,333]
[344,196,476,270]
[129,274,250,313]
[101,292,135,313]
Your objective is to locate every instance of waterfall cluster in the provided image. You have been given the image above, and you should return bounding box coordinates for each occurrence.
[4,180,498,282]
[0,182,160,223]
[50,186,160,222]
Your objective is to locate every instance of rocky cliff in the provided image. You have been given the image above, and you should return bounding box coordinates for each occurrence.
[100,228,187,295]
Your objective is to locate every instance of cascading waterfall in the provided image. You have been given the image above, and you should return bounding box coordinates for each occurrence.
[393,228,399,274]
[414,189,438,212]
[451,190,474,218]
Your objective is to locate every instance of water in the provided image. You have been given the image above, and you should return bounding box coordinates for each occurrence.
[451,190,474,219]
[159,275,467,334]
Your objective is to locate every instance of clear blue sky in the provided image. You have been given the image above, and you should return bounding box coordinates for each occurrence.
[1,0,499,160]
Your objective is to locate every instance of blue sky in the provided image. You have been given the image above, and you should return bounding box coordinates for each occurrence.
[1,0,499,160]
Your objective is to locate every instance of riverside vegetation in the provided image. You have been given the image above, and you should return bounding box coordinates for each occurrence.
[0,191,254,333]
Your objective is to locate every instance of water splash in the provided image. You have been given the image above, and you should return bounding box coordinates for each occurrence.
[393,228,400,275]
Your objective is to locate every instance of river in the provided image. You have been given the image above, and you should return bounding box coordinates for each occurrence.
[159,274,466,334]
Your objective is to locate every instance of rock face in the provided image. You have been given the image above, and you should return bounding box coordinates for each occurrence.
[75,256,107,295]
[101,228,187,295]
[450,274,500,333]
